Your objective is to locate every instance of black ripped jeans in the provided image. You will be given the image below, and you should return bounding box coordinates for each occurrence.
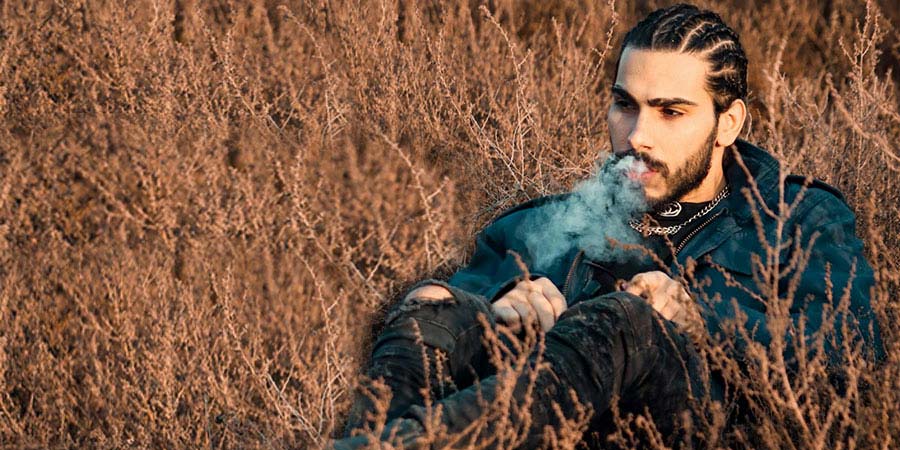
[338,282,720,449]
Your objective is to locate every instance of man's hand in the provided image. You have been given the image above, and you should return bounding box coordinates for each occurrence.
[492,277,567,333]
[622,271,702,332]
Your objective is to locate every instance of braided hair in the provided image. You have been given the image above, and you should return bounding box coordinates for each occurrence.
[617,4,749,115]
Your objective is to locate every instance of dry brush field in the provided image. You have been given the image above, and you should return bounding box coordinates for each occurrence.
[1,0,900,448]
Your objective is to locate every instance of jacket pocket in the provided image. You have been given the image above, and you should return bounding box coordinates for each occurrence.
[701,237,770,316]
[706,236,761,276]
[561,251,615,306]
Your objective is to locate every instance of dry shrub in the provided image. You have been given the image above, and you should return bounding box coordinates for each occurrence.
[0,0,898,448]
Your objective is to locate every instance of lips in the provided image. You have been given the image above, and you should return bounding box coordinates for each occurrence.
[624,160,656,182]
[627,169,656,182]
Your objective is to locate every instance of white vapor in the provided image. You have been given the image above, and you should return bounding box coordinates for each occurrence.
[519,155,649,272]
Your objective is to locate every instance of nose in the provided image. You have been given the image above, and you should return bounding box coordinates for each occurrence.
[627,111,654,152]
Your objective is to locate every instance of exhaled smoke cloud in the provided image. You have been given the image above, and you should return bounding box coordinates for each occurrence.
[519,155,648,272]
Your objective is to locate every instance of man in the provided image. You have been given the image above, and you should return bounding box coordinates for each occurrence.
[334,4,884,448]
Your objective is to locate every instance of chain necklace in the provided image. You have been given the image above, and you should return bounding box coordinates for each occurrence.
[629,185,730,236]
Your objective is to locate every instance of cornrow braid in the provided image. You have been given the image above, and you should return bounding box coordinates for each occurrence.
[616,3,749,115]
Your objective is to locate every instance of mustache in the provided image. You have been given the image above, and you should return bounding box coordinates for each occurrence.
[615,149,668,176]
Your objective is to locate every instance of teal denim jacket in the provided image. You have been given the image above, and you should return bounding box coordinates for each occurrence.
[448,140,885,367]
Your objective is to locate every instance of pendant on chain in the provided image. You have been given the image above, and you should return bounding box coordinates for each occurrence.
[657,201,682,217]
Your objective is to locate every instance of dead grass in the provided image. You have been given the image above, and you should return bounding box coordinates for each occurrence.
[0,0,898,448]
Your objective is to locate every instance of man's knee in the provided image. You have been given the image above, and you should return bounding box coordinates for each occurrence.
[561,291,653,322]
[554,291,660,346]
[387,284,487,323]
[404,284,453,302]
[381,284,493,351]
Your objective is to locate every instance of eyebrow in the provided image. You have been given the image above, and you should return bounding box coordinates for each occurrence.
[611,85,699,108]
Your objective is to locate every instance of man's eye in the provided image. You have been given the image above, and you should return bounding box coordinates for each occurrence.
[662,108,683,117]
[614,100,633,109]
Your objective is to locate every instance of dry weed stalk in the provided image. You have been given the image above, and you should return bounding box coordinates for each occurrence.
[0,0,897,448]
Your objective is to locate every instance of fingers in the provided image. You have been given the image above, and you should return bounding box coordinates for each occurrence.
[664,283,695,324]
[622,271,688,321]
[623,271,652,299]
[491,298,522,333]
[623,275,652,300]
[625,271,667,292]
[528,289,556,331]
[509,292,536,328]
[493,287,533,332]
[657,297,681,321]
[623,281,644,298]
[492,278,566,332]
[618,271,700,327]
[533,277,567,320]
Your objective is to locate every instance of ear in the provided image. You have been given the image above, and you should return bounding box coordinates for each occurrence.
[716,99,747,147]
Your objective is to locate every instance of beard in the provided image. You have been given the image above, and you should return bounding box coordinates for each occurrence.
[648,124,717,209]
[613,121,718,210]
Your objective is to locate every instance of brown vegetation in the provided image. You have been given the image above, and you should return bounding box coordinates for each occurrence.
[0,0,898,448]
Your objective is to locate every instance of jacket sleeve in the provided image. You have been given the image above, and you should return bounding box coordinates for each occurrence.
[779,193,885,365]
[703,192,885,368]
[447,208,551,302]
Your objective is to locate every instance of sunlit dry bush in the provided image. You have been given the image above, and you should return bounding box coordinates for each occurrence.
[0,0,898,448]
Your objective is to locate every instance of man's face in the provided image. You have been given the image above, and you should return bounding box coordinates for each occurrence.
[607,48,722,208]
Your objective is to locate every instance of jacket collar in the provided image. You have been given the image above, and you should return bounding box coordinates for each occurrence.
[722,139,783,225]
[673,140,781,264]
